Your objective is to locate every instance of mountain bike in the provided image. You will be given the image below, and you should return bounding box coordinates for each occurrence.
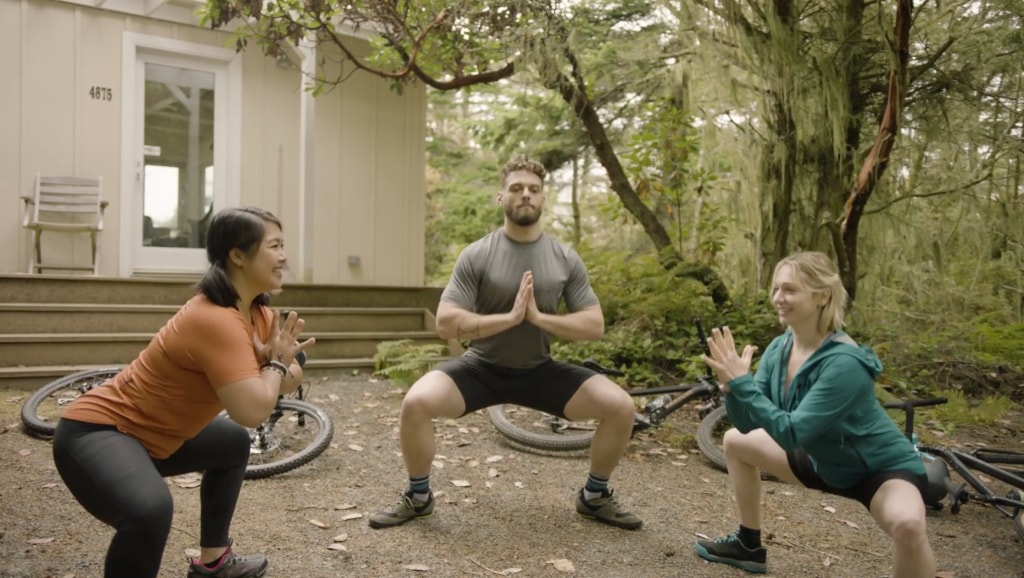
[884,397,1024,542]
[488,320,734,471]
[20,366,334,480]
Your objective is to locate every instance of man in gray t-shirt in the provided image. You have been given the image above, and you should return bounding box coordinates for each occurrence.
[441,227,598,368]
[369,156,642,532]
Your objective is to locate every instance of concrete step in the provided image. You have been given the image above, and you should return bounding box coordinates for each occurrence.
[0,274,443,309]
[0,304,430,334]
[0,331,443,368]
[0,304,178,334]
[0,275,449,389]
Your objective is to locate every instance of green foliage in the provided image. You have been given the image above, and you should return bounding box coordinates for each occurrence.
[550,247,779,386]
[204,0,1024,422]
[925,390,1015,435]
[424,129,503,284]
[372,340,448,388]
[200,1,521,93]
[883,390,1015,439]
[620,99,727,261]
[857,256,1024,403]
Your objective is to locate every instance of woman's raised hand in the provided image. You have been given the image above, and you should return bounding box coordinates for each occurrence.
[701,326,757,391]
[254,310,316,367]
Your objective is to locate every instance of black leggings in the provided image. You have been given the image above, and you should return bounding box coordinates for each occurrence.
[52,417,251,578]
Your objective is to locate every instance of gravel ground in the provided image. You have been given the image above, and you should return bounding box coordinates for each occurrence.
[1,373,1022,578]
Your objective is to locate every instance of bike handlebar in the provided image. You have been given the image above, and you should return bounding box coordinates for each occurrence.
[882,397,948,410]
[883,397,947,440]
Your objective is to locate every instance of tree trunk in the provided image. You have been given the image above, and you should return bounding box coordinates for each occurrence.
[758,0,798,278]
[760,89,797,275]
[839,0,912,301]
[570,155,581,247]
[546,68,731,307]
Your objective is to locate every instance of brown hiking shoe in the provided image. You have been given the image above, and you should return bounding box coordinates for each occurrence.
[575,488,642,530]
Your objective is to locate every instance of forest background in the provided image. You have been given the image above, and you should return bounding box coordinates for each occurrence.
[203,0,1024,423]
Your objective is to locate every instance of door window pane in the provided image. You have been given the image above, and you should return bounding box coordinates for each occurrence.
[142,62,215,248]
[143,164,179,246]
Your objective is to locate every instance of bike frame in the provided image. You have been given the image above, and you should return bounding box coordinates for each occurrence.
[886,397,1024,521]
[587,317,721,430]
[919,443,1024,517]
[629,377,719,428]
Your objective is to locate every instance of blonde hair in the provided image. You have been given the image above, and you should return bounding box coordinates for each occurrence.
[772,251,848,335]
[500,155,547,188]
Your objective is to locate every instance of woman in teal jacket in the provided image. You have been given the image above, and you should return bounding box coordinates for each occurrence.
[694,252,935,577]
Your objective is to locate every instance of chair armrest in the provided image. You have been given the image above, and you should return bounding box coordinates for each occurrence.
[97,200,109,231]
[21,195,34,227]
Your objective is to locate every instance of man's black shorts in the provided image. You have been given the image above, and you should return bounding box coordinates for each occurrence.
[787,448,928,509]
[433,356,597,418]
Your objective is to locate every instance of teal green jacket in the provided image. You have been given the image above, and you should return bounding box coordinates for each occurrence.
[725,330,924,489]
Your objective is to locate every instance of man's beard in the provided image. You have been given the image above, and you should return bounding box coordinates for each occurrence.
[505,204,542,226]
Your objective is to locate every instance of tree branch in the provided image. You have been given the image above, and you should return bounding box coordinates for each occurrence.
[864,170,993,215]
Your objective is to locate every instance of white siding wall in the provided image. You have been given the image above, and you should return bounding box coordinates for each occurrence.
[0,0,426,286]
[312,43,427,286]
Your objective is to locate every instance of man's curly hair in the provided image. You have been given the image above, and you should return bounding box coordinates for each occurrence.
[500,155,547,188]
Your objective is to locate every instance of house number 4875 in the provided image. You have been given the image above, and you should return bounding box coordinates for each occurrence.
[89,86,113,101]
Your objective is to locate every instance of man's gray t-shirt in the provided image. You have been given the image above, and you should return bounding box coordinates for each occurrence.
[441,230,599,369]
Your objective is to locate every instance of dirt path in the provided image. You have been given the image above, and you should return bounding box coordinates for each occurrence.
[1,374,1021,577]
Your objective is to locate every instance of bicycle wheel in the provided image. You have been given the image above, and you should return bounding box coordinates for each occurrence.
[1010,490,1024,543]
[488,404,595,452]
[244,398,334,480]
[21,368,122,438]
[696,405,729,472]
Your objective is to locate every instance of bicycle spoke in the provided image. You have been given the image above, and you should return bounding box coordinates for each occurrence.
[248,409,325,466]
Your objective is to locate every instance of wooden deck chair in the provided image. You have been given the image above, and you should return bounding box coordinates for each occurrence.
[21,174,106,275]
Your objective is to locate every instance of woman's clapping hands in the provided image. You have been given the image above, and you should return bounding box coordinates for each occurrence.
[253,310,315,368]
[701,326,757,393]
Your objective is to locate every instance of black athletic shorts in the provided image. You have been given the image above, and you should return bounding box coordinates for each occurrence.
[787,448,929,510]
[433,356,597,418]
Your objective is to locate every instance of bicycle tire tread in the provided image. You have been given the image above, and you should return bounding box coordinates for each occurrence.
[488,404,594,451]
[20,368,122,438]
[243,398,335,480]
[696,405,728,472]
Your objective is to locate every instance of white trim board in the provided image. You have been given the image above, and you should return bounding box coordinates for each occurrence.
[118,31,241,277]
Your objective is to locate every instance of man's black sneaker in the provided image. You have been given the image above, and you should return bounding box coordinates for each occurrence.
[368,491,434,528]
[695,531,767,573]
[575,488,643,530]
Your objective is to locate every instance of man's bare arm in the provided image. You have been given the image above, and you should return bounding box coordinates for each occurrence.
[527,303,605,342]
[436,301,520,340]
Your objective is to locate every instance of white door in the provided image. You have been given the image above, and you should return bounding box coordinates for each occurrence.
[120,34,240,276]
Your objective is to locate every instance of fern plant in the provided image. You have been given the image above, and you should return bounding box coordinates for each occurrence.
[373,339,449,387]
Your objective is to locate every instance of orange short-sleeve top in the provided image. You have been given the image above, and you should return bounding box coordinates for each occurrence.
[62,294,274,459]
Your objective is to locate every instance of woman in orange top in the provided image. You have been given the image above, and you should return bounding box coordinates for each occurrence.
[52,207,314,578]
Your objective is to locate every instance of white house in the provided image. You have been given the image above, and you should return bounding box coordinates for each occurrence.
[1,0,427,286]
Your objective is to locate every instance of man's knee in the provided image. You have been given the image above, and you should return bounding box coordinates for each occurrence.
[607,386,635,419]
[566,377,633,421]
[401,371,461,419]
